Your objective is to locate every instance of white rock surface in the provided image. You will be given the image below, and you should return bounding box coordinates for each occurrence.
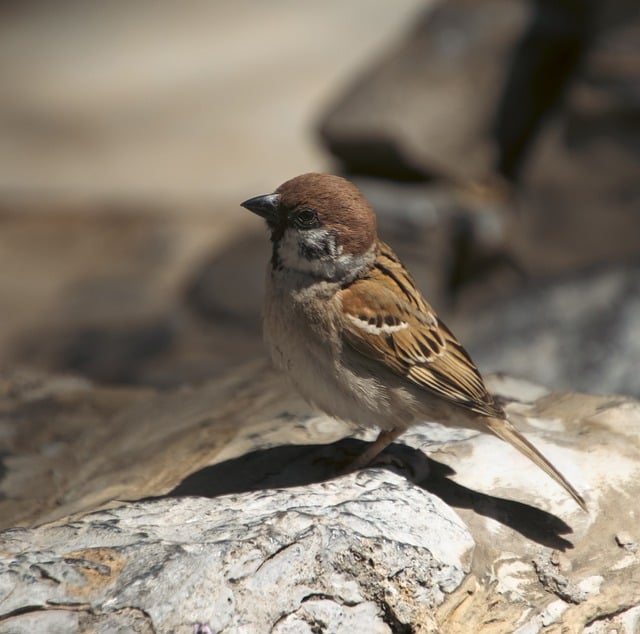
[0,472,473,633]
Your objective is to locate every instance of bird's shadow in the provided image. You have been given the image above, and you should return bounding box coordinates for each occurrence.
[160,439,576,550]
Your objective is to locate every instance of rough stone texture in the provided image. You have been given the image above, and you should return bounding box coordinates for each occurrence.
[0,474,473,633]
[426,377,640,633]
[1,366,640,632]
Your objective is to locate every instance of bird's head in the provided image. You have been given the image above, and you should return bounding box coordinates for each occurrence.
[241,173,377,280]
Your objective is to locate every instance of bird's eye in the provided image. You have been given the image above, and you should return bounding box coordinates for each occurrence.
[294,208,318,228]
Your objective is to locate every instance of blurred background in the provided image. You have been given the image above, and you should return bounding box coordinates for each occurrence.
[1,0,639,396]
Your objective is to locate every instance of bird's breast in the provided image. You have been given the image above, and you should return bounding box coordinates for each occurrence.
[262,269,415,431]
[263,270,340,375]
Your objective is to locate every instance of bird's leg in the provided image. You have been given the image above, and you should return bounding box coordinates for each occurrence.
[323,427,429,481]
[346,428,406,472]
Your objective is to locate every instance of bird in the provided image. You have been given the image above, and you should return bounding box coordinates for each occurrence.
[241,172,586,510]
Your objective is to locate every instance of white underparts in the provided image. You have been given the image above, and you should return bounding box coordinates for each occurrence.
[347,314,409,335]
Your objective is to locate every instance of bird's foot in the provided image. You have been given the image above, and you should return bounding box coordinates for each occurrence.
[315,442,430,483]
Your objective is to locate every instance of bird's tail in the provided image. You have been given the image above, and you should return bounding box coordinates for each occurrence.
[484,417,587,511]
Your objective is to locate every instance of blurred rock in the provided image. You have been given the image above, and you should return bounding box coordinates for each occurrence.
[1,190,638,400]
[184,231,268,329]
[319,0,528,181]
[319,0,640,184]
[0,201,264,387]
[354,176,521,303]
[460,263,640,397]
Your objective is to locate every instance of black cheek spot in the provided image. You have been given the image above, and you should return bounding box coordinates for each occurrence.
[298,233,336,260]
[299,242,316,260]
[384,315,397,326]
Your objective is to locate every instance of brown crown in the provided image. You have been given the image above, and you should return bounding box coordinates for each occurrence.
[276,173,377,256]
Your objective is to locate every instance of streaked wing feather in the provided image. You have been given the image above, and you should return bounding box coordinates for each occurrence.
[339,242,501,418]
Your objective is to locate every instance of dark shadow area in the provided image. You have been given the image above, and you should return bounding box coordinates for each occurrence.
[163,438,575,550]
[422,458,574,550]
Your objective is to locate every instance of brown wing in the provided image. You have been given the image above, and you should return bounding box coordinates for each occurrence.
[339,242,502,418]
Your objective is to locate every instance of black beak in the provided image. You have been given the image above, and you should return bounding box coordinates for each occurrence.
[240,193,280,223]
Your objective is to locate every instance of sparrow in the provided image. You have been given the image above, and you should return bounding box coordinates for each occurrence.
[241,173,586,510]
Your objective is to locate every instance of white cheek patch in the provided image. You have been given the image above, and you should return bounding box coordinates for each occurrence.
[277,229,333,275]
[276,228,373,281]
[347,314,409,335]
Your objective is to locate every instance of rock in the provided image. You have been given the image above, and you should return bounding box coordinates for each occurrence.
[0,474,473,633]
[319,0,640,187]
[319,0,528,181]
[1,364,640,632]
[458,263,640,397]
[0,362,280,528]
[0,201,267,388]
